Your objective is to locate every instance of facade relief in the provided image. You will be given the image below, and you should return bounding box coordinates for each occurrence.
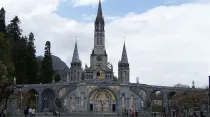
[109,86,120,92]
[87,86,97,93]
[122,95,125,109]
[89,89,116,112]
[130,95,134,111]
[71,96,76,111]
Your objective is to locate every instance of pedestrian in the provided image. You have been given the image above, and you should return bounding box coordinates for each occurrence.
[24,107,29,117]
[135,111,138,117]
[131,111,135,117]
[32,108,35,117]
[58,111,60,117]
[29,107,32,117]
[2,109,6,117]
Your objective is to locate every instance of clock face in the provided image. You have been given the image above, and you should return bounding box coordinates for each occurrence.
[97,56,102,61]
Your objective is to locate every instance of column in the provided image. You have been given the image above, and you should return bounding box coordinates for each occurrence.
[118,96,121,112]
[38,92,42,112]
[146,93,151,111]
[163,92,168,115]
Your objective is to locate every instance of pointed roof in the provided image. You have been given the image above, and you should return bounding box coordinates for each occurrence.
[120,42,128,63]
[95,0,104,24]
[72,40,81,63]
[97,0,103,18]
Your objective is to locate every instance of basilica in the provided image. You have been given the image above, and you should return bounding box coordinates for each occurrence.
[8,1,200,115]
[61,0,143,112]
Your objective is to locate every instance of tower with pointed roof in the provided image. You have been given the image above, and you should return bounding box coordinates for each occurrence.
[118,42,130,84]
[85,0,114,80]
[69,40,82,82]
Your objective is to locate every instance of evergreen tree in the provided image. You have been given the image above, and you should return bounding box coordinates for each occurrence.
[7,16,27,84]
[0,7,6,34]
[39,41,54,83]
[54,74,61,82]
[7,16,22,41]
[0,33,14,79]
[0,33,15,110]
[26,32,38,84]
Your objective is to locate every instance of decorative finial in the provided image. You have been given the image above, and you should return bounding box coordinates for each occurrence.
[192,80,195,87]
[136,77,139,84]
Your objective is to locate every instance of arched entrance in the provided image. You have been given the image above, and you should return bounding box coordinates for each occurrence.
[150,90,164,113]
[89,88,117,112]
[42,88,56,112]
[27,89,38,108]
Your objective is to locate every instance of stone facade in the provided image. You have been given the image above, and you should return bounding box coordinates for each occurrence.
[8,0,204,115]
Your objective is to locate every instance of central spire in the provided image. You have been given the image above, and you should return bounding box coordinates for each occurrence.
[97,0,103,18]
[95,0,104,28]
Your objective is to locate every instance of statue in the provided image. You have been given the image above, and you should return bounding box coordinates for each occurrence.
[64,99,66,106]
[71,96,76,111]
[14,77,16,85]
[141,100,144,107]
[122,95,125,108]
[66,72,69,82]
[130,96,134,110]
[136,77,139,84]
[81,93,84,108]
[111,64,113,71]
[85,64,88,69]
[192,80,195,87]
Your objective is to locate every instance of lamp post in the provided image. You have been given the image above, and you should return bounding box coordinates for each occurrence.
[20,88,23,116]
[44,98,47,109]
[35,94,38,110]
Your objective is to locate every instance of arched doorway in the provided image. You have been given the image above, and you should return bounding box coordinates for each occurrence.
[150,90,164,113]
[168,91,178,115]
[42,88,56,112]
[27,89,38,108]
[139,89,150,111]
[89,88,117,112]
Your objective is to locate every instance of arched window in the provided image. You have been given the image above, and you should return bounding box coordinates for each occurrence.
[97,36,100,45]
[100,37,102,45]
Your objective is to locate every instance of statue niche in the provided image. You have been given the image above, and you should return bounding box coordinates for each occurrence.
[96,70,104,79]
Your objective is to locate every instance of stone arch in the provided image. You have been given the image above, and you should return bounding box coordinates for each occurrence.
[87,87,118,112]
[58,87,67,98]
[139,88,150,109]
[168,91,179,113]
[150,90,164,112]
[42,88,56,112]
[27,89,38,108]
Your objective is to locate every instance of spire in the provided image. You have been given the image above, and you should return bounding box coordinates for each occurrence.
[97,0,103,18]
[72,40,81,63]
[120,42,128,63]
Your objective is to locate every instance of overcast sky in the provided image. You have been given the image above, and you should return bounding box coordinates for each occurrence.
[0,0,210,87]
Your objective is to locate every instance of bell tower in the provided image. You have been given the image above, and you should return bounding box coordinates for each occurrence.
[118,42,130,84]
[90,0,108,70]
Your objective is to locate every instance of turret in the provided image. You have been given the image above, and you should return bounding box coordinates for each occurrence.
[69,40,82,82]
[118,42,130,84]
